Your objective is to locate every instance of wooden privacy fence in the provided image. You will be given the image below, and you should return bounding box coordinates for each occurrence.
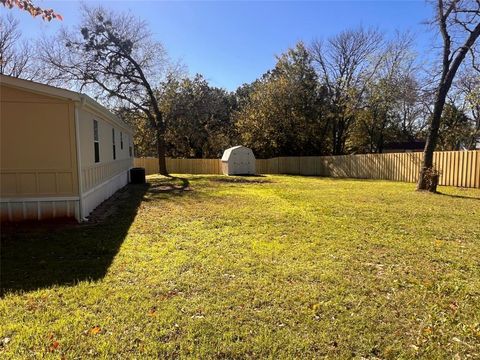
[256,151,479,188]
[135,150,480,188]
[134,157,223,175]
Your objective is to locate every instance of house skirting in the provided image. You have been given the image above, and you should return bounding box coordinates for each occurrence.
[80,169,130,220]
[0,196,80,222]
[0,170,131,222]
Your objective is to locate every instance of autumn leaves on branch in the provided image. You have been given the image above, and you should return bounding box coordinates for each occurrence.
[1,0,62,21]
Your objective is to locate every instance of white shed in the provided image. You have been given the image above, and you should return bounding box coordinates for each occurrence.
[221,146,256,175]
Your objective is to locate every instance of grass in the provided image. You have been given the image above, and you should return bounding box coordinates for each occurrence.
[1,175,479,359]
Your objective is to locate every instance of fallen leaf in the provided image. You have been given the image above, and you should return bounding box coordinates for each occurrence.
[90,326,101,335]
[49,340,59,352]
[449,302,459,312]
[423,327,433,335]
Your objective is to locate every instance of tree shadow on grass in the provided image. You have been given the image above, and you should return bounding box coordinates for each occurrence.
[0,176,192,296]
[436,191,480,201]
[148,175,192,194]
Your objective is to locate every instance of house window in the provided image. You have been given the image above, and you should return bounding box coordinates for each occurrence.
[112,128,116,160]
[129,136,133,157]
[93,120,100,163]
[120,132,123,150]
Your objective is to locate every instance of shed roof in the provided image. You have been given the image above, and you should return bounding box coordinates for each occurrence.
[0,74,132,133]
[221,145,249,161]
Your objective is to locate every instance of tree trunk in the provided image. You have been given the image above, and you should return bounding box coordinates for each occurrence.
[332,121,344,155]
[156,128,168,176]
[417,8,480,191]
[417,86,448,191]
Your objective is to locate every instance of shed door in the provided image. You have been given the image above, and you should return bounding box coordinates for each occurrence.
[234,152,245,174]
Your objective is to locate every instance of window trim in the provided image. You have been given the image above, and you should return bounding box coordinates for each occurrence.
[112,128,116,160]
[93,119,100,163]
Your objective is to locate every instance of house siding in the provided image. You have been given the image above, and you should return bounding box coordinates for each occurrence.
[0,84,80,221]
[77,105,133,219]
[0,77,134,222]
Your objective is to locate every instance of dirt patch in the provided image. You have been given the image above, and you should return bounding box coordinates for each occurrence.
[148,183,192,194]
[85,185,140,224]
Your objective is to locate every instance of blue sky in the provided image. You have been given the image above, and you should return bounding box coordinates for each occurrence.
[6,1,436,91]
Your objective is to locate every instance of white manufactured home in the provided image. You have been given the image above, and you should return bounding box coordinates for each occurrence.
[0,75,134,222]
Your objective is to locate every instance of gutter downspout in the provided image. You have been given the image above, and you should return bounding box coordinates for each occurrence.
[74,96,87,222]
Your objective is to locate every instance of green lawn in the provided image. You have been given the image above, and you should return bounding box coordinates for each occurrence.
[1,175,479,359]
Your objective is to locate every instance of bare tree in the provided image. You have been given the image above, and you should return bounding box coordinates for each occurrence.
[310,27,384,154]
[455,69,480,148]
[417,0,480,191]
[397,75,431,139]
[0,14,37,79]
[369,33,423,151]
[41,6,171,175]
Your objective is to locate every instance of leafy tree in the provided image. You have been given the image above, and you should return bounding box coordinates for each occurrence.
[436,102,475,149]
[350,80,398,153]
[235,42,328,157]
[121,74,235,158]
[160,74,235,158]
[234,81,258,111]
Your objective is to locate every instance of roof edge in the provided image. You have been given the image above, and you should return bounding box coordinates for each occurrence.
[1,74,133,133]
[81,95,133,133]
[1,74,81,101]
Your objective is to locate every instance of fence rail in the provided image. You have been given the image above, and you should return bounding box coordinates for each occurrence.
[135,150,480,188]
